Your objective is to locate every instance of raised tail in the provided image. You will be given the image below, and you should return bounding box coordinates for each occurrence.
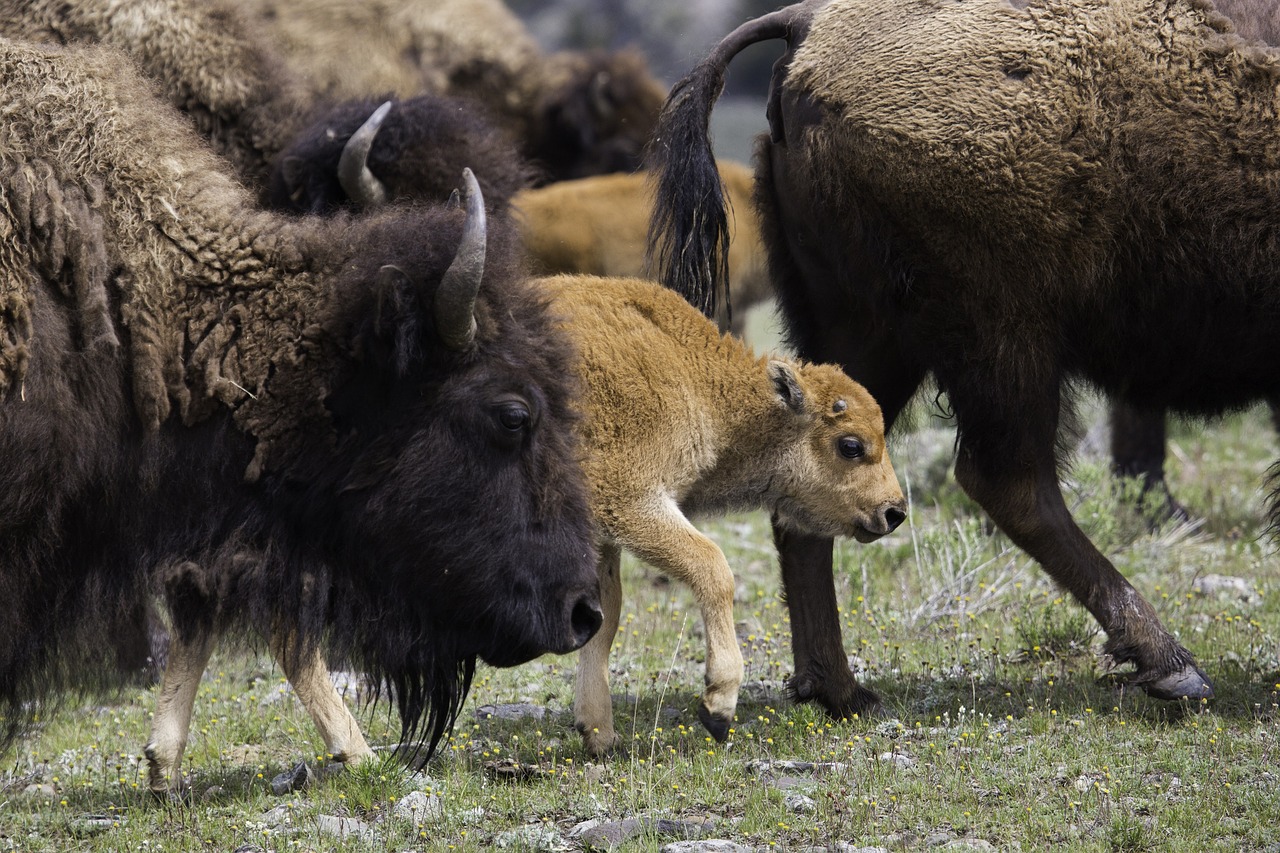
[646,1,826,319]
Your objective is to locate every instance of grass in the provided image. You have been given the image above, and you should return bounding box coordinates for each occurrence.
[3,390,1279,852]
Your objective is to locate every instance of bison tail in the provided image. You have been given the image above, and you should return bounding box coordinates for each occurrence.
[646,2,824,319]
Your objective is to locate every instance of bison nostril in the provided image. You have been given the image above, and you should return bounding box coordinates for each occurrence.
[570,597,604,648]
[883,505,907,532]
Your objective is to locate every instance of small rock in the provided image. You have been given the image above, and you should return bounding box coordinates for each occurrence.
[495,824,564,850]
[784,792,816,814]
[878,752,916,769]
[232,847,266,853]
[578,817,714,850]
[941,841,997,852]
[393,790,444,825]
[70,816,120,837]
[260,804,296,827]
[1193,574,1259,603]
[22,783,57,800]
[925,832,954,846]
[770,775,816,791]
[475,703,547,721]
[314,814,376,843]
[584,764,607,785]
[200,785,225,802]
[270,761,313,795]
[660,842,752,853]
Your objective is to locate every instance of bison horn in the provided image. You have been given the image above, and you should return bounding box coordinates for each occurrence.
[435,168,486,350]
[338,100,393,207]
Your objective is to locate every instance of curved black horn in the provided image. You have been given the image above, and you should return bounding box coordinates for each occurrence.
[435,168,486,351]
[338,100,393,207]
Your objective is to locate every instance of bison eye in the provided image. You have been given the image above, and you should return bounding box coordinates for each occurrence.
[838,436,865,460]
[495,401,531,433]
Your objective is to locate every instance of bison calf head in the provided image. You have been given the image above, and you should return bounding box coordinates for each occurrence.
[766,361,907,543]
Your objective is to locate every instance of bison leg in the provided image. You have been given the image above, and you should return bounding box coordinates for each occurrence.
[616,502,743,742]
[268,632,373,767]
[574,542,624,755]
[1108,400,1191,524]
[774,522,882,718]
[952,421,1212,701]
[144,629,216,797]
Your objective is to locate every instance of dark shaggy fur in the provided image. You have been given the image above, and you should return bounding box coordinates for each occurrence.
[650,0,1280,718]
[0,40,599,757]
[1107,0,1280,510]
[0,0,320,192]
[268,95,535,215]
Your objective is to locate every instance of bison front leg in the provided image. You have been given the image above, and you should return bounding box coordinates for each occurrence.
[268,633,373,767]
[774,522,881,718]
[622,507,743,743]
[144,629,215,797]
[952,424,1212,702]
[574,542,624,755]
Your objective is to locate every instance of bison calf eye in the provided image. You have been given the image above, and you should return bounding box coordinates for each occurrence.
[838,436,865,460]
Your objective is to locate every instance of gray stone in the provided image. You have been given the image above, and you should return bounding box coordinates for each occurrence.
[659,842,752,853]
[21,783,57,800]
[495,824,564,850]
[69,816,119,837]
[475,703,548,721]
[260,804,297,827]
[314,814,377,843]
[394,790,444,825]
[270,761,313,795]
[784,792,816,814]
[1192,574,1259,603]
[941,841,998,852]
[578,817,715,850]
[878,751,916,769]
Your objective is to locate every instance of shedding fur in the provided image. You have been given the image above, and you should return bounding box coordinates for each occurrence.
[0,40,600,787]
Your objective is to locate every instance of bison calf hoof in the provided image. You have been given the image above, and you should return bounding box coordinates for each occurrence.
[577,724,622,756]
[697,703,732,742]
[1143,663,1214,702]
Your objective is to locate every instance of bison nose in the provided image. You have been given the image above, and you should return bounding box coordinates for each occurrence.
[569,595,604,649]
[881,503,907,533]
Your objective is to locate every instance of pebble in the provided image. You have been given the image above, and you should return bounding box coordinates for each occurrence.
[494,824,564,850]
[659,842,753,853]
[314,814,377,843]
[270,761,313,795]
[393,790,444,825]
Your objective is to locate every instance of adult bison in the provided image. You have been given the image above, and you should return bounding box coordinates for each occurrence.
[0,38,601,785]
[233,0,668,183]
[650,0,1280,715]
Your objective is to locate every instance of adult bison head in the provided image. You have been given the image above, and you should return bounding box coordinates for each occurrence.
[273,172,601,747]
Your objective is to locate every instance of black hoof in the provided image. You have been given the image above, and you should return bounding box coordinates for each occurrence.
[697,704,732,742]
[1142,664,1214,701]
[788,672,881,720]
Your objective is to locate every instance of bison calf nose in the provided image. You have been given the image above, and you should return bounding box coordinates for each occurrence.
[569,596,604,649]
[882,504,907,533]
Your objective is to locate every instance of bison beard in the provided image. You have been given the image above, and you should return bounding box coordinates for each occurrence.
[0,40,600,786]
[650,0,1280,716]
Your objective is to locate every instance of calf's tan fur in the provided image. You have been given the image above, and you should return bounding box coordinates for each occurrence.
[540,275,905,753]
[516,162,770,335]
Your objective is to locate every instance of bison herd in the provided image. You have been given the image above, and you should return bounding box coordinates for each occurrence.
[0,0,1276,798]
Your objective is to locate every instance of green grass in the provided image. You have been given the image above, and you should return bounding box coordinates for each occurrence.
[3,395,1279,851]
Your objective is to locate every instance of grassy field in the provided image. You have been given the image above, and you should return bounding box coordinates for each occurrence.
[2,358,1278,851]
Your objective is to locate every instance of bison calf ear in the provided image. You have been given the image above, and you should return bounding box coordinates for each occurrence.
[768,360,808,415]
[370,264,423,375]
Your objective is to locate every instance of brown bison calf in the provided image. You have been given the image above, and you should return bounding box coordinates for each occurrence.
[542,275,906,753]
[515,162,772,336]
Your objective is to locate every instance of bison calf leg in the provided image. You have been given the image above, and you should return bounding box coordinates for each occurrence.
[618,504,743,742]
[268,632,373,766]
[574,543,624,755]
[953,440,1212,700]
[144,629,216,797]
[775,521,881,719]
